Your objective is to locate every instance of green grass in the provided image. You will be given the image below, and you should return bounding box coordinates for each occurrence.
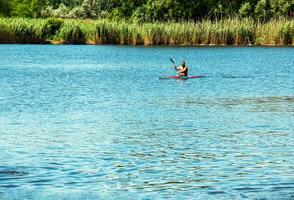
[0,17,293,46]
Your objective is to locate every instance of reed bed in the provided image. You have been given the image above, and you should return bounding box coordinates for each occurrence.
[0,18,293,45]
[0,18,47,44]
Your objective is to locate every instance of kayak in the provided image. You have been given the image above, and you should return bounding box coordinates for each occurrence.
[159,75,205,80]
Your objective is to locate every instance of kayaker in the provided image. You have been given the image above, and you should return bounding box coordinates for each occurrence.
[175,61,188,76]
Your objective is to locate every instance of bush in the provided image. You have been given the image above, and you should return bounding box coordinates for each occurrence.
[58,23,85,44]
[52,4,69,18]
[67,6,87,19]
[42,18,64,39]
[41,6,54,18]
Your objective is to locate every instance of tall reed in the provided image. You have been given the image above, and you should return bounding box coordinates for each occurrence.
[0,18,47,44]
[0,18,293,46]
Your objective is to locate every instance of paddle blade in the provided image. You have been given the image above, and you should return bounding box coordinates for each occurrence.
[169,58,175,65]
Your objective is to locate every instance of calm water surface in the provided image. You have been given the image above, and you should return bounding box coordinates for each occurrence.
[0,45,293,199]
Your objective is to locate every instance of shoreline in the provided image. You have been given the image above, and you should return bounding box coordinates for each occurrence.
[1,43,293,47]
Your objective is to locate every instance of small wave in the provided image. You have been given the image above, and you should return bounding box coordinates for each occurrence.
[224,96,294,104]
[221,75,253,79]
[234,186,262,191]
[208,191,226,195]
[0,184,18,188]
[0,170,28,176]
[178,96,294,106]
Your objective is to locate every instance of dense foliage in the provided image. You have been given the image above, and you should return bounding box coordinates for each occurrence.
[0,0,293,21]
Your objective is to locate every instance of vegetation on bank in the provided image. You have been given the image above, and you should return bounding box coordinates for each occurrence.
[1,0,293,46]
[0,18,293,46]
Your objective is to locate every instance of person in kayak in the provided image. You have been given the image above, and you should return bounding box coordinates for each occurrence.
[175,61,188,77]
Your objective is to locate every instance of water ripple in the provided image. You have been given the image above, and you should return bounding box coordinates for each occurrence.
[0,45,293,199]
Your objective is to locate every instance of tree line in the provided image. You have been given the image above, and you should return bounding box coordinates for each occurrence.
[1,0,293,21]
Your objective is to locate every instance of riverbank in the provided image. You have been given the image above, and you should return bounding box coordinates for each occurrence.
[0,18,293,46]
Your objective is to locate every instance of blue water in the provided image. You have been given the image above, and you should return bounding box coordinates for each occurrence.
[0,45,293,199]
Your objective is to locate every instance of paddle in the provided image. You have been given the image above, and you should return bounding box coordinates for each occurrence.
[169,58,177,70]
[170,58,175,65]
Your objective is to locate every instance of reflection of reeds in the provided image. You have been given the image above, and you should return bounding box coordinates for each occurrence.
[0,18,293,45]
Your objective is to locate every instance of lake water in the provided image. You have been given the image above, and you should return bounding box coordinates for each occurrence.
[0,45,293,199]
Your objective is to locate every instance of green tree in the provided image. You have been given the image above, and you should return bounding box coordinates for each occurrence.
[270,0,294,17]
[10,0,32,17]
[4,0,293,20]
[31,0,48,17]
[239,2,253,17]
[0,0,11,16]
[255,0,271,20]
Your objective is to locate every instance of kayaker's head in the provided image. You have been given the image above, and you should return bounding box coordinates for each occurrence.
[181,61,186,67]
